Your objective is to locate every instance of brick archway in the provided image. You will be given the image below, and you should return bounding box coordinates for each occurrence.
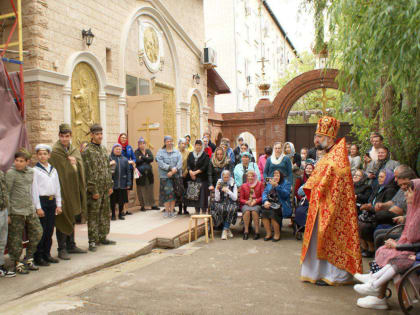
[208,68,342,156]
[273,68,341,119]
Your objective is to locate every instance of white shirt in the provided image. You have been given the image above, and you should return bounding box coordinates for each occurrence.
[32,163,62,209]
[369,147,379,162]
[214,179,238,202]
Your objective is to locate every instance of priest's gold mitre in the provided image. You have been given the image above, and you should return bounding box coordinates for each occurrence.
[315,116,340,139]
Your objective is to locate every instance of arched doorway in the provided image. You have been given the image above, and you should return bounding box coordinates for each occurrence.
[209,68,352,156]
[273,69,342,119]
[238,131,257,161]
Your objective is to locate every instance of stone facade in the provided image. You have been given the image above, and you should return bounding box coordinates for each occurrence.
[1,0,209,151]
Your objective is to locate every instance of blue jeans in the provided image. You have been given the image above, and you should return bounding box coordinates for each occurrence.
[0,209,8,266]
[223,220,230,230]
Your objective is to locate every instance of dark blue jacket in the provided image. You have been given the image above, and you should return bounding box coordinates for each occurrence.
[122,145,136,164]
[262,180,292,217]
[110,154,132,190]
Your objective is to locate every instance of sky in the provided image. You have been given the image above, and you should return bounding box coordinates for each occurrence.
[267,0,314,54]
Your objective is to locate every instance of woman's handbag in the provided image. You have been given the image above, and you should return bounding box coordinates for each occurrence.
[186,181,202,201]
[171,174,184,200]
[358,210,376,224]
[134,167,141,179]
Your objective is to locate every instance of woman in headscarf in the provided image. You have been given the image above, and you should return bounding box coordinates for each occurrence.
[371,146,400,190]
[353,169,372,211]
[284,142,301,169]
[354,179,420,310]
[263,142,293,184]
[294,163,315,230]
[258,146,272,180]
[109,144,131,221]
[117,133,136,215]
[184,134,194,152]
[212,170,238,240]
[233,151,260,188]
[358,169,399,257]
[134,137,158,212]
[261,169,292,241]
[220,138,235,164]
[208,147,233,190]
[156,136,182,218]
[186,140,210,214]
[240,170,264,240]
[177,138,190,215]
[295,163,315,202]
[203,137,213,158]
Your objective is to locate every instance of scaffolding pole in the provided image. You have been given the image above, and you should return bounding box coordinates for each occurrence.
[0,0,24,117]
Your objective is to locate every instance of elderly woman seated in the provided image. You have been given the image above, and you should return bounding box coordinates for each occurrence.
[212,170,238,240]
[353,169,372,213]
[239,170,264,240]
[358,169,399,258]
[353,179,420,310]
[261,169,291,242]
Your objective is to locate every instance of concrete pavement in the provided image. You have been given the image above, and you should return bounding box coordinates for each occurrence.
[0,208,203,304]
[3,223,402,315]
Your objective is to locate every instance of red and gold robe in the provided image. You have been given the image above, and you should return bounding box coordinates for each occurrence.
[300,138,362,275]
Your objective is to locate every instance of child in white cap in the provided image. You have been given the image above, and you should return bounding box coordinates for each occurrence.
[33,144,62,266]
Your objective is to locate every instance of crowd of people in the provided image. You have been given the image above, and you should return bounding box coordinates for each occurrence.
[0,119,419,312]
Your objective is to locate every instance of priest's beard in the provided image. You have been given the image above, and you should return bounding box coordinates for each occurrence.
[315,138,328,150]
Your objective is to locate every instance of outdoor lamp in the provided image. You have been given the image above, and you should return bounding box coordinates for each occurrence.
[193,74,200,85]
[82,28,95,47]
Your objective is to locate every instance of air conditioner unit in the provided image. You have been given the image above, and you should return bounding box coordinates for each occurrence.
[202,47,217,69]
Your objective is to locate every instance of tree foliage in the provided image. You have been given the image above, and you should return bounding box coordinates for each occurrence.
[304,0,420,169]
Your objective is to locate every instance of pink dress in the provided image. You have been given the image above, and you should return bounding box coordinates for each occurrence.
[375,179,420,272]
[258,155,267,180]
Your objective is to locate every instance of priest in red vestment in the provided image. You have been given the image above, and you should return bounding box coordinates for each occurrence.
[300,116,362,286]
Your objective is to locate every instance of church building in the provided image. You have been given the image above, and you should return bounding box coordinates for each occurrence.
[2,0,210,150]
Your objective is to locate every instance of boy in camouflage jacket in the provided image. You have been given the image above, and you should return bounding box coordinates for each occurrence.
[82,124,115,252]
[6,151,43,274]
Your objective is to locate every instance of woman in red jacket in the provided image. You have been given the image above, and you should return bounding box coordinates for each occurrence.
[240,170,264,240]
[294,163,315,202]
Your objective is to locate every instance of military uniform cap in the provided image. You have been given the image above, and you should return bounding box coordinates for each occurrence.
[59,123,72,133]
[90,123,103,133]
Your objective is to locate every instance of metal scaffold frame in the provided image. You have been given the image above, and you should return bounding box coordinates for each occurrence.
[0,0,24,118]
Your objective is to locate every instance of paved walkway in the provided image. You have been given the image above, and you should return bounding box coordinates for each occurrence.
[0,209,198,304]
[3,226,400,315]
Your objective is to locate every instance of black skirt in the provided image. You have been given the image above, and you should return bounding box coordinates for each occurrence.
[261,206,283,226]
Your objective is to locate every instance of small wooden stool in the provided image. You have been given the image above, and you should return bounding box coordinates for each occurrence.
[189,214,214,243]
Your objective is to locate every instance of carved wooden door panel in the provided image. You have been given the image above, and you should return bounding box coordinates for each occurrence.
[127,95,164,203]
[152,83,176,139]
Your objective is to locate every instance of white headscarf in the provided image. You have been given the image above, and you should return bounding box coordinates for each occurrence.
[284,142,295,159]
[271,143,285,165]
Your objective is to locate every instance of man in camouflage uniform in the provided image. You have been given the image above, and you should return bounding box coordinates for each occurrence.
[82,124,115,251]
